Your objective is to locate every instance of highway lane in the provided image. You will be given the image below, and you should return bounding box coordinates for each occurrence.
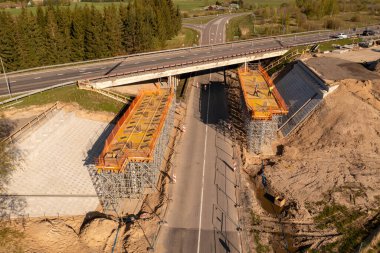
[157,15,241,252]
[0,36,282,95]
[1,25,378,95]
[156,72,241,253]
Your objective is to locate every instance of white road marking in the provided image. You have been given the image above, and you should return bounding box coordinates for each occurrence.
[33,77,41,80]
[197,77,211,253]
[79,70,85,72]
[101,67,106,69]
[81,72,92,75]
[57,73,63,76]
[165,58,171,60]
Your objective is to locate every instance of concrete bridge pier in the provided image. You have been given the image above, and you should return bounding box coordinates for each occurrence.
[168,75,180,89]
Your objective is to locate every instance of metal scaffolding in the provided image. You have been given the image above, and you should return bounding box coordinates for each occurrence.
[238,65,288,154]
[92,88,175,211]
[244,114,281,154]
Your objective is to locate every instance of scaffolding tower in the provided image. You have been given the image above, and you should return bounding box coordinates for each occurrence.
[93,88,175,210]
[238,65,288,154]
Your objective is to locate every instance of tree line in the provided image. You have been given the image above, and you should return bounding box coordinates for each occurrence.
[0,0,181,72]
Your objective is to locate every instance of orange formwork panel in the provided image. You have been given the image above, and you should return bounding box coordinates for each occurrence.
[238,66,288,120]
[96,88,174,172]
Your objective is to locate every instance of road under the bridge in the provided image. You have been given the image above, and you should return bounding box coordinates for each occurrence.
[156,15,241,253]
[156,71,241,253]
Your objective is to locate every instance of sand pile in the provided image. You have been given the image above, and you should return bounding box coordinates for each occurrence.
[1,213,123,253]
[266,79,380,216]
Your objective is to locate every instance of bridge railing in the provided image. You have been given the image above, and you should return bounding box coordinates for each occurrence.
[89,46,287,84]
[4,29,333,77]
[258,65,288,113]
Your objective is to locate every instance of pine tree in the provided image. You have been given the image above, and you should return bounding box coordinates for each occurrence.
[15,9,44,69]
[103,5,123,57]
[84,6,107,60]
[0,11,19,71]
[70,6,85,61]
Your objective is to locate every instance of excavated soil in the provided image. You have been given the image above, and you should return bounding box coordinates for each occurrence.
[266,80,380,217]
[1,214,122,253]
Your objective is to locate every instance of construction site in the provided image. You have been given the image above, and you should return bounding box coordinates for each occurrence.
[1,44,380,253]
[93,88,175,211]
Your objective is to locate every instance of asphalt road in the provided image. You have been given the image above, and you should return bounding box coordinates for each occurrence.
[0,20,378,95]
[184,14,246,45]
[156,16,241,253]
[156,72,241,253]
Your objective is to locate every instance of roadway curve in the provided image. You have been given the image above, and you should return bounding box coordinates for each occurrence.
[183,13,247,45]
[1,25,378,96]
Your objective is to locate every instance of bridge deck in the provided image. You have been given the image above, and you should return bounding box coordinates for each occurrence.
[238,66,288,120]
[96,88,174,172]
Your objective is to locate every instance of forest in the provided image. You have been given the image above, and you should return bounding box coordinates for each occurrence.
[0,0,182,72]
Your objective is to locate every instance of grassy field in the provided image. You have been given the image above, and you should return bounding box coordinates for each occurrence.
[173,0,205,11]
[226,11,380,42]
[1,2,129,15]
[5,85,124,113]
[165,27,199,48]
[1,0,295,16]
[183,15,217,25]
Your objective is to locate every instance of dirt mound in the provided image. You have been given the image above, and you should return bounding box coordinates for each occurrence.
[1,213,123,253]
[266,79,380,216]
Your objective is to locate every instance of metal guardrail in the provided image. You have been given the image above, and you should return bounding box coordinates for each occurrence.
[1,102,59,144]
[1,26,377,107]
[89,46,288,83]
[3,29,333,78]
[3,24,379,78]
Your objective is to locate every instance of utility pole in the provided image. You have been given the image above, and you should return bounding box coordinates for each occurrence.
[0,57,11,98]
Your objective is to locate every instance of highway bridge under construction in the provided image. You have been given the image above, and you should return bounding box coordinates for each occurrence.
[89,64,289,209]
[94,88,175,209]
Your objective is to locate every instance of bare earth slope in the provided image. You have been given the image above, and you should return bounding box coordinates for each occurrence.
[267,80,380,216]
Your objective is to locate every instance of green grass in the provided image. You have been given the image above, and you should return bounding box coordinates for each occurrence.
[253,231,270,253]
[165,27,199,49]
[183,15,217,25]
[173,0,205,11]
[243,0,295,7]
[226,14,252,41]
[6,85,124,114]
[314,203,368,252]
[0,96,10,102]
[318,38,362,51]
[0,2,129,15]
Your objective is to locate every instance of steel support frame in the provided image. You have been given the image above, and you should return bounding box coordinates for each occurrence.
[92,92,176,211]
[239,87,279,154]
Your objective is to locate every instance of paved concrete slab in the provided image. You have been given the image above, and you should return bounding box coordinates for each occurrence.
[6,110,107,217]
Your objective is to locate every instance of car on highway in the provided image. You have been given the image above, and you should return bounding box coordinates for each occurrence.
[362,30,376,36]
[334,33,348,39]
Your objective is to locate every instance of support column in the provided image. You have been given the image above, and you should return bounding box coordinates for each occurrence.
[168,75,172,88]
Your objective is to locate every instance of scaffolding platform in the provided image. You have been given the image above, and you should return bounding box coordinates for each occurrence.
[238,65,288,120]
[238,65,288,154]
[96,88,174,172]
